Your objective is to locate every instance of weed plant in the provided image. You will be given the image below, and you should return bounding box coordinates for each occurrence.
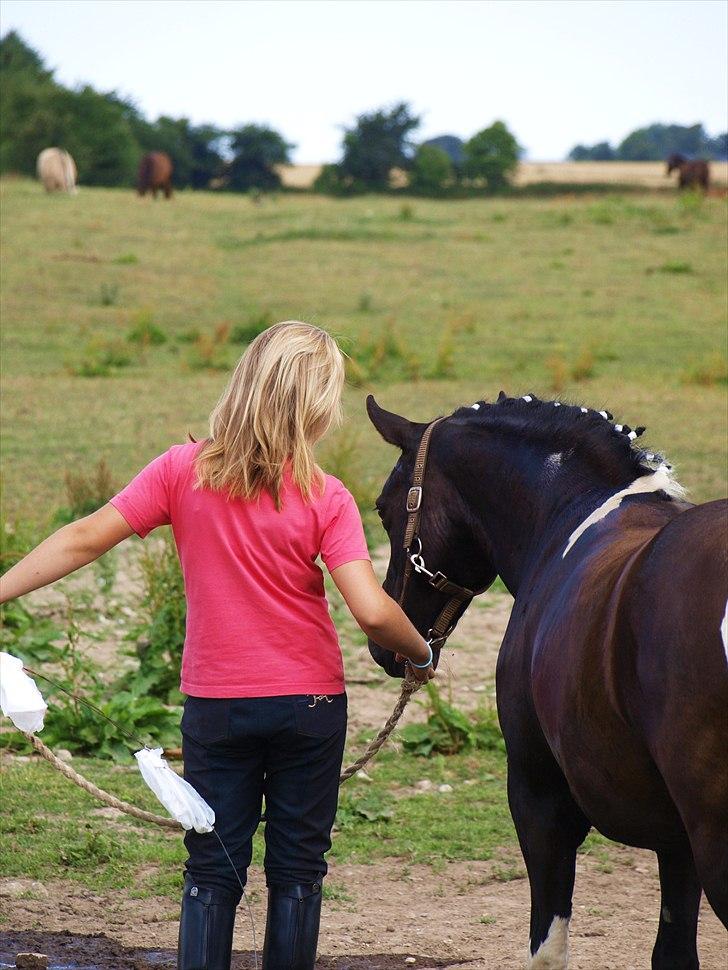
[54,459,116,525]
[400,682,504,756]
[127,310,167,346]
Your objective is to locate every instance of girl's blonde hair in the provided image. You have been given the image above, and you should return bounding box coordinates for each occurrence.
[195,321,345,509]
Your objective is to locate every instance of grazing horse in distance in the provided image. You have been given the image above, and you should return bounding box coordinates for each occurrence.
[366,392,727,969]
[137,151,174,198]
[666,153,710,190]
[36,147,77,193]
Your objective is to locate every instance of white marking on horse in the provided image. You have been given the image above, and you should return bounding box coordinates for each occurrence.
[562,465,686,558]
[721,600,728,665]
[528,916,569,968]
[544,453,563,480]
[523,395,533,402]
[553,402,561,407]
[470,402,480,410]
[580,407,588,413]
[599,410,609,419]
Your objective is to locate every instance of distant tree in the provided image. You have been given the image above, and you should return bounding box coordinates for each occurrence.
[707,132,728,161]
[0,31,58,172]
[60,87,139,185]
[339,102,420,190]
[227,124,293,191]
[618,123,708,161]
[0,29,49,77]
[462,121,520,192]
[568,141,615,161]
[409,144,454,195]
[421,134,464,166]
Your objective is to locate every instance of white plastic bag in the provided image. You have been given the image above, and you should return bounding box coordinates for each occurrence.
[135,747,215,833]
[0,652,47,733]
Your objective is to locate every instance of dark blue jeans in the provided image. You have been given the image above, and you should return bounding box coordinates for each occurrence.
[181,693,347,901]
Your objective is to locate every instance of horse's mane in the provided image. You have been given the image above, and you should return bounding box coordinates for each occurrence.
[450,393,683,493]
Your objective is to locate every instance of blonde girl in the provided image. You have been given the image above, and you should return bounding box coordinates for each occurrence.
[0,321,434,970]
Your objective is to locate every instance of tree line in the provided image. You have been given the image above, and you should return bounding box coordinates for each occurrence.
[569,124,727,162]
[2,30,725,197]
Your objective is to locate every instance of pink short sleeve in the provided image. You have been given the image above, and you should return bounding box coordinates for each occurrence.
[320,484,371,572]
[109,450,172,538]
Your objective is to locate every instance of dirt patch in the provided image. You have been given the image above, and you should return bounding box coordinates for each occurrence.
[1,850,725,969]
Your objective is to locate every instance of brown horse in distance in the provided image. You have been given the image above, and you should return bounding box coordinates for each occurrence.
[666,153,710,190]
[138,151,173,198]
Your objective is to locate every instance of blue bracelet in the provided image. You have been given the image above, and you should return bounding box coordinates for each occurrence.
[409,642,433,669]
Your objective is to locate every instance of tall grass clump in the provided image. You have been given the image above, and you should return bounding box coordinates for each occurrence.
[681,353,728,387]
[186,323,231,371]
[430,324,456,379]
[127,310,167,346]
[97,283,119,307]
[67,339,134,377]
[230,309,273,344]
[546,355,568,393]
[570,345,595,381]
[53,459,116,525]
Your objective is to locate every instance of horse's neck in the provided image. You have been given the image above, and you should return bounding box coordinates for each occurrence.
[460,448,620,595]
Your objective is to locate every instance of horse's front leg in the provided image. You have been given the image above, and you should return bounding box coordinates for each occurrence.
[507,755,590,968]
[652,841,701,970]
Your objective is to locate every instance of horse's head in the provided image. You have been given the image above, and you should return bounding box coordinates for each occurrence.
[666,153,685,175]
[366,395,498,678]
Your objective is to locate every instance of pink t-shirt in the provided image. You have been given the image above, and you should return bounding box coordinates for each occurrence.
[109,441,370,698]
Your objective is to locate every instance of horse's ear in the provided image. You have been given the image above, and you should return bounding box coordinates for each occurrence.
[497,390,507,403]
[366,395,421,449]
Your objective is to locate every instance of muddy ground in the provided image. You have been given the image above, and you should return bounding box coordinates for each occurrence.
[3,545,726,967]
[1,849,725,969]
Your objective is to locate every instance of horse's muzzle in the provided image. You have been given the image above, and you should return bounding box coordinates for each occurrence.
[367,639,442,678]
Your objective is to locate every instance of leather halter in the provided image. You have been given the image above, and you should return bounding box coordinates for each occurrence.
[397,417,483,648]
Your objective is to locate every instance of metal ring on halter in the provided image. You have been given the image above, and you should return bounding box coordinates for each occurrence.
[426,626,454,648]
[409,539,435,579]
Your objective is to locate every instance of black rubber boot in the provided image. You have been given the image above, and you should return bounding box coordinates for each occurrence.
[177,875,238,970]
[262,880,323,970]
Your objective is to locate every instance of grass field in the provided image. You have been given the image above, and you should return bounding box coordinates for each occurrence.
[1,177,727,957]
[1,177,726,528]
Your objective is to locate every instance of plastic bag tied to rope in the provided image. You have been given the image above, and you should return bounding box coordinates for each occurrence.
[0,651,47,733]
[135,747,215,833]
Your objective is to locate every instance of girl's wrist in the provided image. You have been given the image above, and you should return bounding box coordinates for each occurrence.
[408,641,433,669]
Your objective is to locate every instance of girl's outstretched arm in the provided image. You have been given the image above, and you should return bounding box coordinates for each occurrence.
[0,504,135,603]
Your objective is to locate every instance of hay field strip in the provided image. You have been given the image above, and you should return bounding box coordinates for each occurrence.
[1,178,726,528]
[277,160,728,190]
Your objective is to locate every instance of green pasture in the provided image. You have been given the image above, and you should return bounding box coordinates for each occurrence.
[1,178,726,529]
[1,177,722,901]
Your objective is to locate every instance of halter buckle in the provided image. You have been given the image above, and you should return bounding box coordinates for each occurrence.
[406,486,422,512]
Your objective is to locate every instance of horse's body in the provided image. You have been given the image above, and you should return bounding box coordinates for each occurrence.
[137,151,173,198]
[666,153,710,190]
[36,147,77,193]
[366,394,727,969]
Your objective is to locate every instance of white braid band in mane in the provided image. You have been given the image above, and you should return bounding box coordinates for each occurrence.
[562,465,686,559]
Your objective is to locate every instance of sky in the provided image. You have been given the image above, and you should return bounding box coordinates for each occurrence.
[1,0,726,163]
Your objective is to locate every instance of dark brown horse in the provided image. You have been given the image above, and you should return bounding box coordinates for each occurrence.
[366,393,727,969]
[666,153,710,191]
[137,151,174,198]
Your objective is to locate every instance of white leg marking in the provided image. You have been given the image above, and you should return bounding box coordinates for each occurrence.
[528,916,570,968]
[721,600,728,665]
[563,465,686,558]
